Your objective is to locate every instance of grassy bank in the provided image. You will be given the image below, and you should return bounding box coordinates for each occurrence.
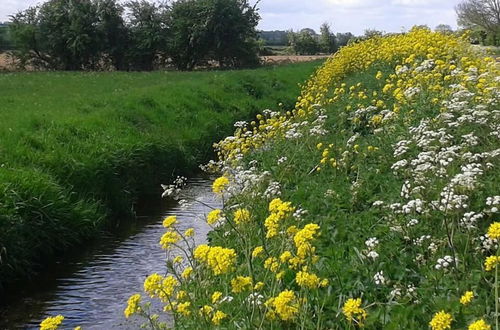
[124,29,500,329]
[0,61,323,289]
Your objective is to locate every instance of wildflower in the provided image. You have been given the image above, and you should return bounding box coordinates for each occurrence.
[266,290,299,321]
[176,302,191,316]
[429,311,453,330]
[199,305,213,317]
[173,256,183,264]
[162,215,177,228]
[487,222,500,240]
[342,298,367,325]
[184,228,194,237]
[252,246,264,258]
[234,208,251,225]
[280,251,293,263]
[40,315,64,330]
[294,223,321,258]
[296,269,321,288]
[194,245,237,275]
[254,281,264,290]
[212,291,223,304]
[181,267,193,279]
[460,291,474,305]
[212,176,229,194]
[484,255,500,271]
[376,71,383,79]
[124,294,141,318]
[207,209,223,225]
[211,310,228,325]
[231,276,252,293]
[176,290,187,300]
[264,257,280,273]
[160,231,181,249]
[468,319,491,330]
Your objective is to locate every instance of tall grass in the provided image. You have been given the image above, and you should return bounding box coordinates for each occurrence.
[0,61,323,290]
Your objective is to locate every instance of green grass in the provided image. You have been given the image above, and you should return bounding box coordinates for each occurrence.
[0,61,323,288]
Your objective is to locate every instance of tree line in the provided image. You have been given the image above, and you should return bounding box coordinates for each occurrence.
[6,0,260,71]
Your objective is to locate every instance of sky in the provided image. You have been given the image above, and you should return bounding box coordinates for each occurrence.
[0,0,462,35]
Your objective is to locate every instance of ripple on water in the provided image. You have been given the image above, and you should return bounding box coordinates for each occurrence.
[0,178,218,329]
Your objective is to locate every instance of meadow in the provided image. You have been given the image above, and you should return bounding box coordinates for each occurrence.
[115,28,500,330]
[0,61,322,289]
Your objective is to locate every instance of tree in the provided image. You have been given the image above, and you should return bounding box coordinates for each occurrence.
[125,1,169,71]
[456,0,500,44]
[435,24,453,33]
[319,22,336,54]
[335,32,354,47]
[288,29,319,55]
[168,0,260,70]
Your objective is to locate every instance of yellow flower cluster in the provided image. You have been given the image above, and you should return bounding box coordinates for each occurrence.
[487,222,500,240]
[233,208,251,225]
[265,290,299,321]
[429,311,453,330]
[484,255,500,271]
[206,209,223,225]
[162,215,177,228]
[212,176,229,194]
[193,244,237,275]
[160,230,181,249]
[342,298,367,325]
[231,276,252,293]
[264,198,295,238]
[40,315,64,330]
[460,291,474,305]
[143,273,179,303]
[295,268,328,289]
[468,319,491,330]
[124,294,141,318]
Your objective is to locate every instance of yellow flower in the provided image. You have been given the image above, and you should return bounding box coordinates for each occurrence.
[173,256,183,263]
[199,305,213,317]
[487,222,500,240]
[40,315,64,330]
[252,246,264,258]
[194,245,237,275]
[342,298,367,325]
[485,256,500,271]
[254,281,264,290]
[295,269,321,289]
[184,228,194,237]
[176,301,191,316]
[280,251,293,263]
[264,257,280,273]
[211,310,228,325]
[231,276,253,293]
[233,208,251,225]
[468,319,491,330]
[375,71,383,79]
[143,273,178,302]
[176,290,187,300]
[429,311,453,330]
[460,291,474,305]
[160,231,181,249]
[212,291,223,304]
[181,267,193,279]
[212,176,229,194]
[162,215,177,228]
[266,290,299,321]
[124,294,141,318]
[207,209,223,225]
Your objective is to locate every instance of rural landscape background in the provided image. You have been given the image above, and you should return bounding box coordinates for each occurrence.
[0,0,499,329]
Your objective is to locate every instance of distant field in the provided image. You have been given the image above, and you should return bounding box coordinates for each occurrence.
[0,60,324,288]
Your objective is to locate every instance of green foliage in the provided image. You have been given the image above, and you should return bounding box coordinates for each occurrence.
[168,0,260,70]
[319,22,336,54]
[0,61,322,290]
[288,29,320,55]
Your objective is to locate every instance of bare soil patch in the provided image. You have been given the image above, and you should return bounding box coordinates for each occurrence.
[261,55,330,65]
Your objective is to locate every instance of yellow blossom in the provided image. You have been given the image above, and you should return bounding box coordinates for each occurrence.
[194,245,237,275]
[296,269,321,289]
[460,291,474,305]
[181,267,193,279]
[124,294,141,318]
[254,282,264,290]
[40,315,64,330]
[162,215,177,228]
[176,302,191,316]
[487,222,500,240]
[207,209,223,225]
[342,298,367,325]
[468,319,491,330]
[211,310,228,325]
[184,228,194,237]
[429,311,453,330]
[266,290,299,321]
[212,176,229,194]
[252,246,264,258]
[231,276,252,293]
[233,208,251,225]
[485,256,500,271]
[212,291,223,304]
[160,231,181,249]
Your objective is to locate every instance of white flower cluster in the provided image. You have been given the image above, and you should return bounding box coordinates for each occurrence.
[434,255,457,270]
[373,271,386,285]
[365,237,380,260]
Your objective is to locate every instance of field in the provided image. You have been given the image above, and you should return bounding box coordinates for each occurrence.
[0,60,323,289]
[119,29,500,329]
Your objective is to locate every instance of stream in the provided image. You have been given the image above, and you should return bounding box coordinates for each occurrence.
[0,177,217,329]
